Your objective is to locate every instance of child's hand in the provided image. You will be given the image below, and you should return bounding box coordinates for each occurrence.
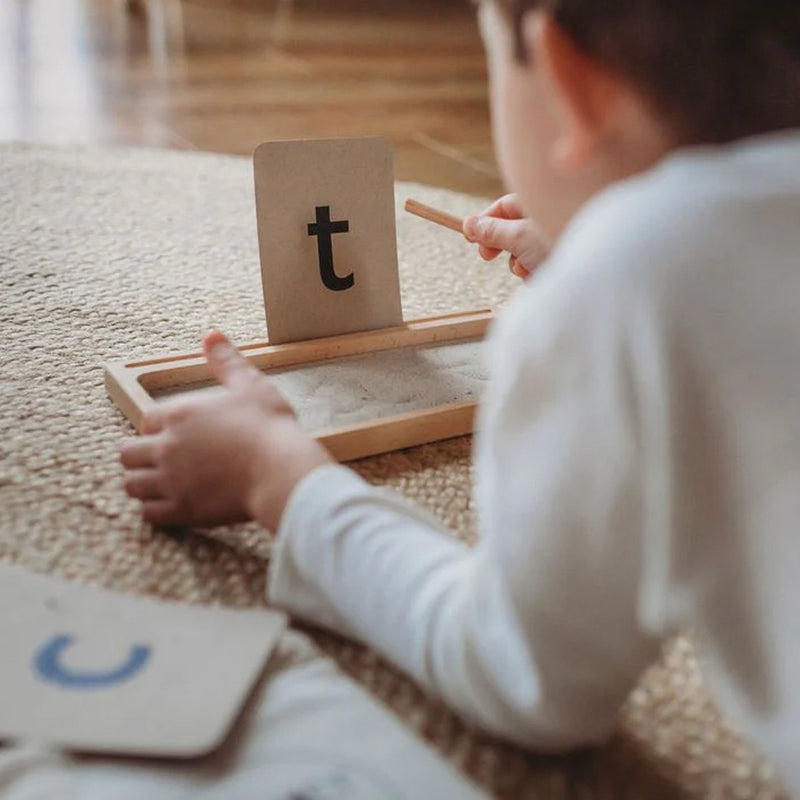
[120,330,332,531]
[463,194,549,279]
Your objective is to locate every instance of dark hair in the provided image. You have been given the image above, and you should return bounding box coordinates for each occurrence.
[498,0,800,145]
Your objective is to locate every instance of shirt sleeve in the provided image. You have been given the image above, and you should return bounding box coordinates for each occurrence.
[269,465,550,746]
[268,241,667,751]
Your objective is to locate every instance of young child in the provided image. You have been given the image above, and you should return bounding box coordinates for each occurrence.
[122,0,800,790]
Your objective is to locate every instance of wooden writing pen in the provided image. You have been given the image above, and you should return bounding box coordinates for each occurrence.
[404,197,533,278]
[404,198,465,234]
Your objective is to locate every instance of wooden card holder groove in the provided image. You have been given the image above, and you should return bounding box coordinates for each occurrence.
[105,309,493,462]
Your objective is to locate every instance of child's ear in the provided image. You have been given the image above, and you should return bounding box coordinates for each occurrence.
[523,13,621,169]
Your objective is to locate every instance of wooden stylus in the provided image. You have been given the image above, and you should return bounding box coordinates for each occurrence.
[404,198,465,234]
[405,196,535,278]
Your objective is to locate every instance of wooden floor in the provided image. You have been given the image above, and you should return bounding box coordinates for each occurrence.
[0,0,504,197]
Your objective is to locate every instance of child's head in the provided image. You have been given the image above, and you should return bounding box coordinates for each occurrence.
[480,0,800,236]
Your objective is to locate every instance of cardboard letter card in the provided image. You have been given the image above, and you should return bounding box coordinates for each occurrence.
[0,564,286,757]
[254,137,403,344]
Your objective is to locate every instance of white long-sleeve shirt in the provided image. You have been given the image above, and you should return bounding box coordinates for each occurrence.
[269,132,800,793]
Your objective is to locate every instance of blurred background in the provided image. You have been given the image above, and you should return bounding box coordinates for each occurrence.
[0,0,504,196]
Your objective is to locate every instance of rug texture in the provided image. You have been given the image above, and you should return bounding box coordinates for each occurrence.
[0,143,787,799]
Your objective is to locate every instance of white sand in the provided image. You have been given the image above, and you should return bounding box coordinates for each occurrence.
[155,340,489,433]
[267,340,488,431]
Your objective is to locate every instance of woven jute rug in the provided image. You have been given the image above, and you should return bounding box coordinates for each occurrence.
[0,143,787,799]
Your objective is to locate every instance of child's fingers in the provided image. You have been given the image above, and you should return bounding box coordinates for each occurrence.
[141,414,164,435]
[120,437,159,469]
[479,193,523,220]
[142,499,181,528]
[203,329,259,391]
[464,216,532,254]
[509,255,531,279]
[123,469,164,500]
[204,329,295,414]
[479,244,503,261]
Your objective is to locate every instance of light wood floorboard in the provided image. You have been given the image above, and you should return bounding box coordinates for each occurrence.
[0,0,504,196]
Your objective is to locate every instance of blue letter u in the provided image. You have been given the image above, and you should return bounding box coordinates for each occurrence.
[34,634,151,689]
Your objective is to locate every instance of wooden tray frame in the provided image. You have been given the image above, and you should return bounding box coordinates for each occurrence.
[105,309,493,462]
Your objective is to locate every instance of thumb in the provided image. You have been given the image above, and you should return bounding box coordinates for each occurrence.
[203,330,257,390]
[463,215,532,255]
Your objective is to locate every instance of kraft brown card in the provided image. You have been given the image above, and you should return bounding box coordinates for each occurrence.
[253,137,403,344]
[0,564,286,757]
